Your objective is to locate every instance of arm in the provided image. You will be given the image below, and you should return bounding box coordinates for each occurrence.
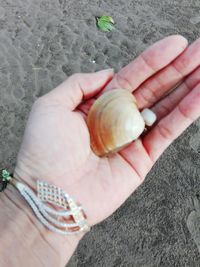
[0,182,81,267]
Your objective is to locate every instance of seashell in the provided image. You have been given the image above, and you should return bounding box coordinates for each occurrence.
[87,88,156,157]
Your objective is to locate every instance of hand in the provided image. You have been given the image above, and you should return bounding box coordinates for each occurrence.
[14,35,200,262]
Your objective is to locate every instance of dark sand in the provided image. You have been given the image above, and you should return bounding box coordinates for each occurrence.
[0,0,200,266]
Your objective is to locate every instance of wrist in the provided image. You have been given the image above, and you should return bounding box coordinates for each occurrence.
[0,170,83,267]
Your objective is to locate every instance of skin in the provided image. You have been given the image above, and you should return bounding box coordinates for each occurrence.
[1,35,200,266]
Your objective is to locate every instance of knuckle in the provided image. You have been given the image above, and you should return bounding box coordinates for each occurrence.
[159,101,172,115]
[140,53,156,73]
[139,86,155,106]
[157,122,173,140]
[115,73,132,90]
[177,104,192,122]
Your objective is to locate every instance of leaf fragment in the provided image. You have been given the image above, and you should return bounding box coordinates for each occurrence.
[96,15,115,32]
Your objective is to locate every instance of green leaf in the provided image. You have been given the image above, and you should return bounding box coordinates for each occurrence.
[96,15,115,32]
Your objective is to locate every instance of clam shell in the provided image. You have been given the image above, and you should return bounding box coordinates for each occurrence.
[87,89,145,156]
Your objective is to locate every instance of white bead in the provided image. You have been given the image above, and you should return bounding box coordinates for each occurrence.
[141,108,157,126]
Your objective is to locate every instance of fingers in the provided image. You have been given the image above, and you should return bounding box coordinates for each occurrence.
[43,69,114,110]
[152,66,200,120]
[143,83,200,162]
[79,35,188,116]
[105,35,188,92]
[119,139,153,179]
[134,37,200,109]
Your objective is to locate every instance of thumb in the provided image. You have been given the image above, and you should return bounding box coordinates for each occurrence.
[44,69,114,110]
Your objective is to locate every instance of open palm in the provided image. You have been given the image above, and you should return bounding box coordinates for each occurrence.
[15,35,200,230]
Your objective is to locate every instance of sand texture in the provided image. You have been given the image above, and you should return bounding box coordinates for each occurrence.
[1,0,200,266]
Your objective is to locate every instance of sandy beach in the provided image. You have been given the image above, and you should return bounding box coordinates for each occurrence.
[0,0,200,266]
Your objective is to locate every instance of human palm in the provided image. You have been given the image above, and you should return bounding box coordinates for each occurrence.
[15,35,200,228]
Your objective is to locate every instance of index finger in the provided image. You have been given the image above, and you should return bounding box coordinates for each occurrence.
[105,35,188,92]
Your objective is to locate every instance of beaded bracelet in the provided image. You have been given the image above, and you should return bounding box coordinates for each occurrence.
[0,169,90,235]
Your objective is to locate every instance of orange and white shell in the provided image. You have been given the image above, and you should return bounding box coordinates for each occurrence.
[87,88,156,157]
